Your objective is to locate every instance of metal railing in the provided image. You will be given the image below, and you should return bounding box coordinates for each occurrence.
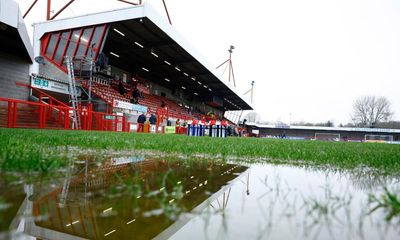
[0,97,127,132]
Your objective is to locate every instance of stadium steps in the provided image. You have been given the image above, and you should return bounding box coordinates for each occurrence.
[81,80,193,120]
[0,104,8,128]
[0,104,64,129]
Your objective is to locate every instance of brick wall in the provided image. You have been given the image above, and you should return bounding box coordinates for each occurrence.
[0,50,31,100]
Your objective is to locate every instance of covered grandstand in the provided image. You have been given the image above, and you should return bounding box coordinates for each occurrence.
[0,2,252,132]
[24,3,252,131]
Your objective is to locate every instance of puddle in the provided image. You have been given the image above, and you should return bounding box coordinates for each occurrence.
[0,155,248,239]
[1,155,400,239]
[171,165,400,240]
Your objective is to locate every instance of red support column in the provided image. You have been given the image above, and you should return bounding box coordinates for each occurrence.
[64,109,69,129]
[43,106,47,129]
[122,116,127,132]
[7,101,13,128]
[58,109,62,126]
[114,116,118,132]
[39,105,43,128]
[83,111,88,130]
[88,106,93,130]
[12,103,17,128]
[38,105,41,128]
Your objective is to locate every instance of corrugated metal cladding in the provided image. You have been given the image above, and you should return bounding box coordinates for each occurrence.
[0,50,31,100]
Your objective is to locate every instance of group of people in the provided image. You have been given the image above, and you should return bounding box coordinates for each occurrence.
[135,112,247,137]
[116,80,144,104]
[137,113,157,132]
[131,87,144,104]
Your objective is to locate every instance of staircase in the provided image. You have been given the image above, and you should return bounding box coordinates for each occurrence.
[0,102,63,129]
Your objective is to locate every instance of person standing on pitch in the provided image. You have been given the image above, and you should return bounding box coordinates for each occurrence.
[149,114,157,133]
[137,113,146,132]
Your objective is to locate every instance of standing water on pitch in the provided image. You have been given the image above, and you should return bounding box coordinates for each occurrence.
[0,154,399,240]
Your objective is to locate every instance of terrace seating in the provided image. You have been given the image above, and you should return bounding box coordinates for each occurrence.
[138,93,192,120]
[81,81,131,106]
[81,79,193,120]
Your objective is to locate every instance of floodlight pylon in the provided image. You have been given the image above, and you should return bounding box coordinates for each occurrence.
[243,81,255,104]
[216,45,237,87]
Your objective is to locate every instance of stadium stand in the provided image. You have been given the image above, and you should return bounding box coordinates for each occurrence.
[0,3,253,135]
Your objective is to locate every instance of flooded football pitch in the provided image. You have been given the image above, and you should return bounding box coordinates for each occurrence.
[1,154,399,240]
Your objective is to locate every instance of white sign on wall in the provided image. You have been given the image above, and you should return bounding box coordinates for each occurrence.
[252,129,260,135]
[113,100,148,113]
[31,77,81,96]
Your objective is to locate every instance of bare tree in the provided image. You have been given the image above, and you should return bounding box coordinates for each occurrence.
[351,96,393,127]
[243,111,261,123]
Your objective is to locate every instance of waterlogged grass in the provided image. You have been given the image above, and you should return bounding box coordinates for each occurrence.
[1,128,400,172]
[369,188,400,221]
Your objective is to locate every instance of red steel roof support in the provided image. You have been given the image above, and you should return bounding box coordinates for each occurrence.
[161,0,172,25]
[23,0,38,18]
[116,0,142,5]
[50,0,76,20]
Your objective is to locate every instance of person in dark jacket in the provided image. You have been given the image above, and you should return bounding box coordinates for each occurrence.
[137,113,146,132]
[149,114,157,133]
[118,81,125,96]
[132,88,140,103]
[149,114,157,125]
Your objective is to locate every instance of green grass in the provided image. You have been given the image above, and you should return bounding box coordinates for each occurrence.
[369,188,400,222]
[1,128,400,173]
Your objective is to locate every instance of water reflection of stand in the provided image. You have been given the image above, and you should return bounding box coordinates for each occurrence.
[155,167,250,240]
[59,159,91,206]
[59,159,74,206]
[215,187,232,210]
[239,171,250,195]
[246,171,250,195]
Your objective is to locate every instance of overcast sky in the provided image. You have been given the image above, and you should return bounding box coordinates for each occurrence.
[20,0,400,125]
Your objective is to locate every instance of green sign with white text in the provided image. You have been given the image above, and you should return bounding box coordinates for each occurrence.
[164,126,176,134]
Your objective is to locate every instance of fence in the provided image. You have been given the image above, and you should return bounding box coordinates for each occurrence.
[0,97,231,137]
[0,97,127,132]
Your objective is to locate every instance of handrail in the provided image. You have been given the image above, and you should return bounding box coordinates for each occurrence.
[0,97,127,131]
[0,97,70,110]
[16,82,69,107]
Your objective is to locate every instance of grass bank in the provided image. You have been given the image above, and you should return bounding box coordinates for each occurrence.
[1,128,400,172]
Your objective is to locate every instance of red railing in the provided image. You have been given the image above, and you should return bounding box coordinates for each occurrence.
[0,97,127,132]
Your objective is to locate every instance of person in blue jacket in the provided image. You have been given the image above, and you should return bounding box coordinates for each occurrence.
[149,114,157,133]
[137,113,146,132]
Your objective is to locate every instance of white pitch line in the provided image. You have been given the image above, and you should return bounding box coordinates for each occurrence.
[103,207,112,213]
[126,219,136,224]
[104,229,116,237]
